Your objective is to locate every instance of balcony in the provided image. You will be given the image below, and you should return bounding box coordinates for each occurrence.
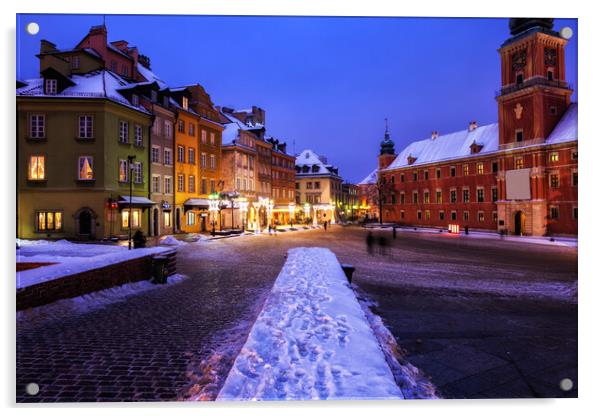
[495,77,572,97]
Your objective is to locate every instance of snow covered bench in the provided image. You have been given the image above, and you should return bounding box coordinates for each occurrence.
[217,247,403,400]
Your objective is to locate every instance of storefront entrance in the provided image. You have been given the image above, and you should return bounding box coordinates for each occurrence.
[514,211,526,236]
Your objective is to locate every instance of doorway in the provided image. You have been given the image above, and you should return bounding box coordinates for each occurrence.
[514,211,526,235]
[153,208,159,236]
[79,210,92,235]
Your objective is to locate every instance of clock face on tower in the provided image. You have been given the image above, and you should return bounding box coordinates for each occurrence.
[511,50,527,71]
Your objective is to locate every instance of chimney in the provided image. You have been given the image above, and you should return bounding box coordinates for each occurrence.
[469,121,478,132]
[431,131,439,140]
[40,40,57,54]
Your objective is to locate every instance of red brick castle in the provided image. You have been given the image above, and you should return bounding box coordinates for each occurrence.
[376,18,577,236]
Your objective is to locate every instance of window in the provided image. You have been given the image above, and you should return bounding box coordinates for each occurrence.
[164,211,172,227]
[78,116,94,138]
[188,175,195,193]
[425,210,431,220]
[572,171,578,186]
[201,178,207,194]
[28,156,45,180]
[492,187,498,202]
[36,211,62,232]
[571,149,578,160]
[177,174,185,192]
[118,159,128,182]
[515,130,524,142]
[477,163,484,175]
[413,191,419,204]
[119,121,129,143]
[178,120,185,133]
[210,179,215,193]
[439,210,445,220]
[493,211,498,224]
[573,206,578,220]
[400,173,405,183]
[314,181,321,189]
[201,130,207,144]
[515,157,524,169]
[463,189,470,203]
[200,153,207,168]
[547,70,554,81]
[188,147,195,164]
[210,132,215,145]
[478,211,485,222]
[164,121,172,138]
[550,152,559,162]
[188,123,195,137]
[492,161,498,173]
[151,146,160,163]
[550,206,559,219]
[134,125,143,147]
[45,79,57,94]
[210,154,216,169]
[133,162,143,183]
[78,156,94,180]
[463,164,469,176]
[451,211,457,221]
[152,175,161,193]
[164,176,172,194]
[436,190,442,204]
[400,192,405,204]
[424,170,429,180]
[306,182,313,190]
[29,114,45,138]
[164,148,172,165]
[182,96,189,110]
[400,210,405,220]
[417,211,422,220]
[477,188,484,203]
[436,169,441,179]
[71,55,80,69]
[450,166,456,177]
[177,145,185,163]
[550,174,560,188]
[450,190,457,203]
[390,195,396,204]
[424,191,430,204]
[122,210,141,229]
[463,211,469,221]
[131,94,139,106]
[550,106,558,115]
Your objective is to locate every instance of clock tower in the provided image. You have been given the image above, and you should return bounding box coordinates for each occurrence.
[496,18,573,149]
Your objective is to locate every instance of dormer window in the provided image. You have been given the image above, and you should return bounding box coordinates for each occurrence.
[182,96,189,110]
[407,155,417,165]
[131,94,139,106]
[150,90,157,103]
[45,79,57,95]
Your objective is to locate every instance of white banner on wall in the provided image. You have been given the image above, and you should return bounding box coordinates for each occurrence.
[505,168,531,200]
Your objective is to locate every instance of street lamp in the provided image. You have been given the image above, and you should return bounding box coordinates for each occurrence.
[288,203,295,229]
[127,155,136,250]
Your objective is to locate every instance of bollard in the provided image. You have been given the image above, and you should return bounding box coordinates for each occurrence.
[340,263,355,284]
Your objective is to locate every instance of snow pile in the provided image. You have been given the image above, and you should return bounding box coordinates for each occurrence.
[17,243,173,289]
[217,247,403,401]
[355,291,438,399]
[17,274,187,327]
[16,238,50,247]
[160,236,187,246]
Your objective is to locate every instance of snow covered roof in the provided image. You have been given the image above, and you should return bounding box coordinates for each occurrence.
[296,149,341,178]
[16,70,151,115]
[221,122,240,143]
[183,198,210,207]
[547,103,578,144]
[383,103,578,171]
[358,168,378,185]
[118,196,155,206]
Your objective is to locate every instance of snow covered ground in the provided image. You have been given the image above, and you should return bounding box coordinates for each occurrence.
[217,247,404,401]
[16,239,172,289]
[17,274,187,327]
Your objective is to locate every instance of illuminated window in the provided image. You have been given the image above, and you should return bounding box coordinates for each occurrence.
[28,156,45,180]
[210,132,215,145]
[463,164,469,176]
[478,211,485,222]
[29,114,45,138]
[550,152,559,162]
[78,156,94,180]
[182,96,189,110]
[118,159,128,182]
[425,210,431,220]
[187,211,195,225]
[436,190,442,204]
[210,154,216,169]
[36,211,62,232]
[550,174,560,188]
[122,209,141,229]
[164,211,172,227]
[477,163,484,175]
[79,115,94,138]
[424,191,430,204]
[515,157,524,169]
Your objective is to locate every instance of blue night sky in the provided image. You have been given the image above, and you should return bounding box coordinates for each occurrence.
[16,14,578,183]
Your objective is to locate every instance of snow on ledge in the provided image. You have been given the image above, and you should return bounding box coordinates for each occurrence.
[217,247,403,401]
[16,245,173,289]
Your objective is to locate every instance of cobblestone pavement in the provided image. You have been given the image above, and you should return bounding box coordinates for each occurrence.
[16,226,578,401]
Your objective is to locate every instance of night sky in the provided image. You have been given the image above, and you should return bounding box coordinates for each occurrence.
[16,14,578,183]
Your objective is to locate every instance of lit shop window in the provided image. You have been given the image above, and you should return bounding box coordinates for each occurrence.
[164,211,172,227]
[28,155,45,180]
[122,209,141,229]
[187,211,195,225]
[78,156,94,180]
[29,114,45,138]
[79,115,94,139]
[37,211,62,232]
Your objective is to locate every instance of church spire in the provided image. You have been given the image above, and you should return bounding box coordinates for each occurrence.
[380,117,395,156]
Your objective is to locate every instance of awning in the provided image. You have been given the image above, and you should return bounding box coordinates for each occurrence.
[118,196,156,207]
[183,198,210,209]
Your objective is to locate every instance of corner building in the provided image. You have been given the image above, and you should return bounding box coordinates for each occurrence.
[378,19,577,236]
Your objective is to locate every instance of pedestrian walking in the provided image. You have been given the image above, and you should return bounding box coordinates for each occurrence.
[366,231,374,255]
[324,220,328,231]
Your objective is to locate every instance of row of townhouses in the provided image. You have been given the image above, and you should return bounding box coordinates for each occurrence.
[16,25,356,240]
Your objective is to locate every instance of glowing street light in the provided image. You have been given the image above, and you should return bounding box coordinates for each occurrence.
[288,202,295,229]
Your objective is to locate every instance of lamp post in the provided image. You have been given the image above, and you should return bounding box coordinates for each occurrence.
[127,155,136,250]
[288,203,295,229]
